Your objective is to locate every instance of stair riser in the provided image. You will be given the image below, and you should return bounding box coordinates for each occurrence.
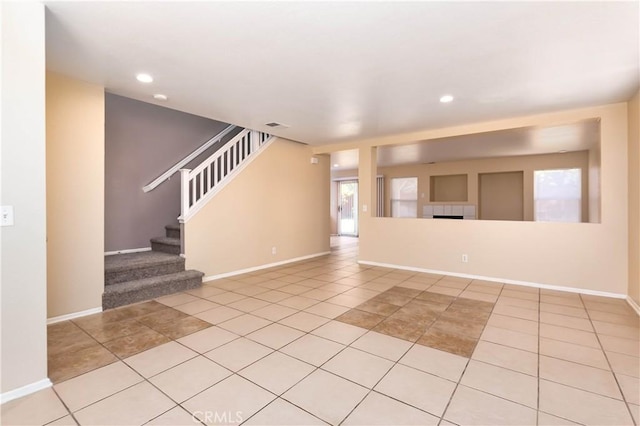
[152,241,181,255]
[102,275,202,310]
[105,261,185,286]
[166,228,180,239]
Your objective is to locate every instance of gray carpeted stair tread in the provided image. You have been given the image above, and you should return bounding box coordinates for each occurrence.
[104,270,203,294]
[105,251,185,286]
[150,237,180,246]
[151,236,181,255]
[103,225,201,309]
[102,270,204,309]
[165,224,181,239]
[164,223,180,239]
[105,251,183,273]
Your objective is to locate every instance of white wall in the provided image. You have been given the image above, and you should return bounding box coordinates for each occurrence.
[0,2,49,395]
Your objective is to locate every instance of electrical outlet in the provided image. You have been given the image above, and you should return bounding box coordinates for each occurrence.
[462,254,469,263]
[1,206,14,226]
[272,246,277,255]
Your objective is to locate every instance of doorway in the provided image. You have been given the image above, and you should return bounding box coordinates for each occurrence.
[338,180,358,236]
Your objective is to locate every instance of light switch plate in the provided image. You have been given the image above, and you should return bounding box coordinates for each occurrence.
[1,205,14,226]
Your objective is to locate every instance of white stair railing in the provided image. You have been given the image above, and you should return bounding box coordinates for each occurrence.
[143,124,237,193]
[179,129,272,222]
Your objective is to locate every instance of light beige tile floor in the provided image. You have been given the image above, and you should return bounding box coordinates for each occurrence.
[2,236,639,426]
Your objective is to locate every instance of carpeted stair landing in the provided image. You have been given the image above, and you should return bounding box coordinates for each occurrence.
[103,225,204,309]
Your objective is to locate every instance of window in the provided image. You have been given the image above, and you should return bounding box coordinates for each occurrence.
[534,168,581,223]
[390,177,418,218]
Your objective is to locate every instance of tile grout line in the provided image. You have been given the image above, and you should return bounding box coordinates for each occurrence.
[47,387,78,426]
[46,244,361,424]
[537,286,541,426]
[335,340,420,426]
[437,278,508,425]
[209,255,429,424]
[579,293,638,426]
[46,243,636,426]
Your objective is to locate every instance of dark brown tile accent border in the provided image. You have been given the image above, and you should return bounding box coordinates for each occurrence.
[48,301,211,383]
[337,286,496,357]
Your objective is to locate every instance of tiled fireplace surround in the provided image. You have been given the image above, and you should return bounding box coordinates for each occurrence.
[2,237,639,426]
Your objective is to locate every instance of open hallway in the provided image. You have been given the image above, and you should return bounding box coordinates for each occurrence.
[2,238,638,426]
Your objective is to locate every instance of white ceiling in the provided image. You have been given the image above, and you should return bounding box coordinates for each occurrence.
[45,2,638,146]
[331,119,600,171]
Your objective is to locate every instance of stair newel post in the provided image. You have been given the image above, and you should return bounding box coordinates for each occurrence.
[180,169,191,220]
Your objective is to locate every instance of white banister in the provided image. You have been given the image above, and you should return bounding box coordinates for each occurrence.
[179,128,273,223]
[143,124,237,193]
[180,169,190,219]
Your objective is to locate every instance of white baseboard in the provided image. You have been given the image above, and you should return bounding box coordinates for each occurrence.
[203,251,332,282]
[105,247,151,256]
[1,378,52,405]
[47,307,102,325]
[358,260,627,300]
[627,296,640,316]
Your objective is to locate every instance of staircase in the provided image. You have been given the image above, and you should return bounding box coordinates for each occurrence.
[102,127,273,310]
[103,224,204,309]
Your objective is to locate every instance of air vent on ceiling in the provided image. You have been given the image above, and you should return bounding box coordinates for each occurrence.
[265,122,289,128]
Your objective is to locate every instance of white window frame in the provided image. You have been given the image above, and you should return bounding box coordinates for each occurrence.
[534,168,582,223]
[390,177,418,218]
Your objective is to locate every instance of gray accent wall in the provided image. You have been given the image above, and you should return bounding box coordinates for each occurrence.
[105,93,233,252]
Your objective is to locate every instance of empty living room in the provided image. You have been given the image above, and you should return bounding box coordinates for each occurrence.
[1,1,639,425]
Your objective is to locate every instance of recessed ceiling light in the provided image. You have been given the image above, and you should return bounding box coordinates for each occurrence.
[333,164,339,168]
[136,73,153,83]
[153,94,168,101]
[439,94,454,103]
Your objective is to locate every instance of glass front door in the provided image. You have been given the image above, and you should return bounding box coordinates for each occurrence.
[338,180,358,236]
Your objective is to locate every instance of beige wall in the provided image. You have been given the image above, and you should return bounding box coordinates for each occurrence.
[1,2,49,395]
[46,72,105,318]
[330,181,338,234]
[588,144,601,223]
[318,103,628,295]
[186,139,330,276]
[628,91,640,305]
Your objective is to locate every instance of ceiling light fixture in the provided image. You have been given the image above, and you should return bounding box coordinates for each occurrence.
[333,164,339,168]
[440,94,454,103]
[153,94,168,101]
[136,73,153,83]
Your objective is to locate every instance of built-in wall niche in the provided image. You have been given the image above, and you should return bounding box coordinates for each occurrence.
[430,174,468,202]
[478,171,524,221]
